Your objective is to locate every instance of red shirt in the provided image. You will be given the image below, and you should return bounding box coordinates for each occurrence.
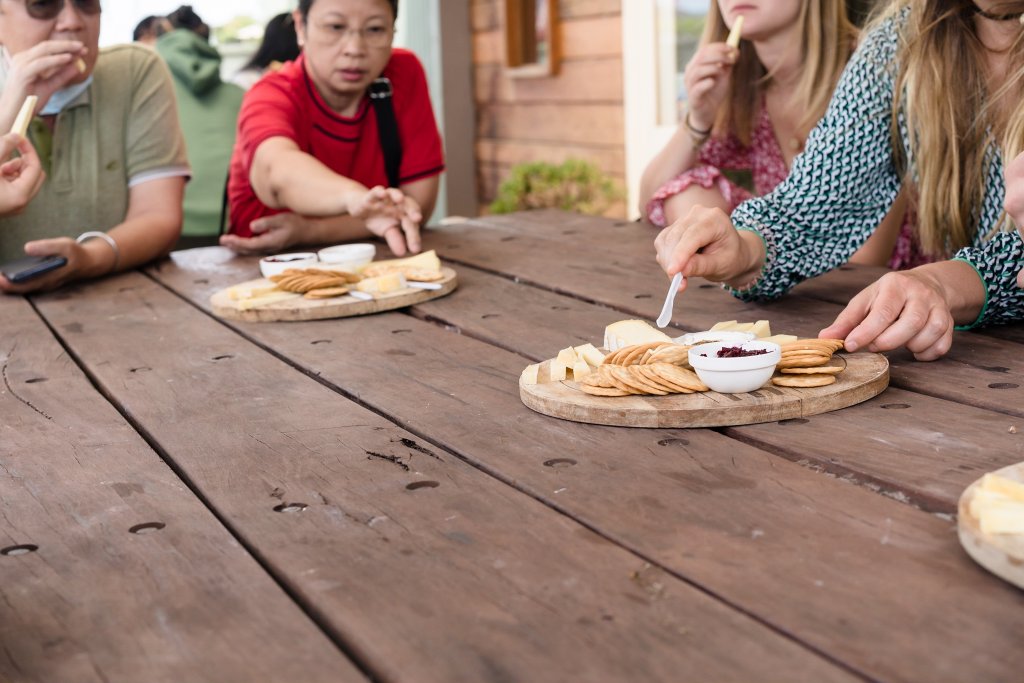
[227,49,445,236]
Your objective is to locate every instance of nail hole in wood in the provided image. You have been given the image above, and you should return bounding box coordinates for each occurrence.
[983,366,1010,373]
[274,503,308,513]
[1,544,38,556]
[658,438,689,447]
[544,458,577,468]
[562,229,579,236]
[482,313,501,319]
[989,383,1019,390]
[387,349,416,357]
[25,377,47,384]
[130,367,151,373]
[551,305,570,311]
[500,236,516,242]
[392,329,412,334]
[882,403,910,410]
[129,522,165,535]
[212,354,234,361]
[194,278,209,284]
[634,294,652,299]
[311,339,331,345]
[406,481,440,491]
[779,418,809,425]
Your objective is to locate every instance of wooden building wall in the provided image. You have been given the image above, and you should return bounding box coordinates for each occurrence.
[471,0,625,215]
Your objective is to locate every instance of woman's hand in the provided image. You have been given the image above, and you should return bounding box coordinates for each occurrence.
[819,263,984,361]
[682,41,738,132]
[0,133,44,215]
[0,40,87,128]
[346,186,423,256]
[0,237,90,294]
[220,212,307,254]
[654,205,765,293]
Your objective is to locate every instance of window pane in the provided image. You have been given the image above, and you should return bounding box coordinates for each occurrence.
[656,0,709,126]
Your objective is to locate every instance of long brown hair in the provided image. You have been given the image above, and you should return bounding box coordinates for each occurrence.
[700,2,858,146]
[881,0,1024,257]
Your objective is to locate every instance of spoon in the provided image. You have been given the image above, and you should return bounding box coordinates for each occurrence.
[656,272,684,328]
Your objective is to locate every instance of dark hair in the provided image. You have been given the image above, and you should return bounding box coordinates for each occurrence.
[133,15,166,41]
[167,5,211,42]
[242,13,300,72]
[297,0,398,22]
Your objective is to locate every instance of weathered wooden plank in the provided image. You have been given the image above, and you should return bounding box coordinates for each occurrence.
[152,253,1024,683]
[0,295,359,683]
[31,272,854,683]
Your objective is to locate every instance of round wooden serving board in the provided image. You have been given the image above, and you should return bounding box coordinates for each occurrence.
[210,267,457,322]
[958,462,1024,590]
[520,351,889,428]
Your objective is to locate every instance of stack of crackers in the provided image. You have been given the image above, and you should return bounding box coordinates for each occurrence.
[771,338,846,388]
[579,341,708,397]
[270,268,361,299]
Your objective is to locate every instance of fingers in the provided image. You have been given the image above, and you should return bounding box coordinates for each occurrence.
[819,287,875,349]
[219,234,272,255]
[0,134,18,160]
[382,225,408,256]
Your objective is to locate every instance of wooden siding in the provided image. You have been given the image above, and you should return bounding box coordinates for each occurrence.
[471,0,625,215]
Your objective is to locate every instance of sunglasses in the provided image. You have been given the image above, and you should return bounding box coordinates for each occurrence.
[22,0,101,21]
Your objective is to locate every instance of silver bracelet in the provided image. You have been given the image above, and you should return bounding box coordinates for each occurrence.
[76,231,120,273]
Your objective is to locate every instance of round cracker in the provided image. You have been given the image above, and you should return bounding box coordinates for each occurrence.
[777,356,830,369]
[650,363,708,392]
[772,374,837,388]
[779,365,844,375]
[634,365,686,393]
[621,342,673,366]
[580,384,631,397]
[625,366,670,395]
[604,366,646,394]
[304,286,350,299]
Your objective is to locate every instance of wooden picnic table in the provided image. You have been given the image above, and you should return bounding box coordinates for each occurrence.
[3,208,1023,683]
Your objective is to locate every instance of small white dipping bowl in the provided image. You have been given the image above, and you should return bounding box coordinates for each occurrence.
[674,330,756,346]
[317,243,376,272]
[259,252,318,278]
[688,340,781,394]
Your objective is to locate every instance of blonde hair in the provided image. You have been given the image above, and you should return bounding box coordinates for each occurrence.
[701,2,858,146]
[881,0,1024,257]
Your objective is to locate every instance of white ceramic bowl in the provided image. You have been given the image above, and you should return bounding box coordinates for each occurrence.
[673,330,756,346]
[688,340,781,393]
[259,253,319,278]
[317,243,376,271]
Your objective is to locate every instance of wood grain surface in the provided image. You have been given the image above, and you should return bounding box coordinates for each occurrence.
[958,461,1024,589]
[209,267,458,322]
[0,294,360,683]
[519,352,889,428]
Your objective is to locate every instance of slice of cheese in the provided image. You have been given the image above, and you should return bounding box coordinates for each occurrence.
[980,473,1024,502]
[365,249,441,274]
[979,501,1024,535]
[760,334,799,346]
[236,291,301,310]
[356,272,407,294]
[574,343,605,368]
[521,363,540,385]
[969,488,1011,519]
[710,320,738,331]
[548,359,568,382]
[571,360,591,380]
[749,320,771,338]
[556,346,578,366]
[228,284,281,301]
[603,320,672,351]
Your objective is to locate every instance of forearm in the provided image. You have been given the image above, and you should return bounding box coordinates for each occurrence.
[258,148,367,216]
[723,229,767,291]
[74,214,180,277]
[638,126,702,211]
[299,214,374,245]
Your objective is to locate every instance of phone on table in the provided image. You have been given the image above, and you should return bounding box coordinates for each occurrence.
[0,254,68,284]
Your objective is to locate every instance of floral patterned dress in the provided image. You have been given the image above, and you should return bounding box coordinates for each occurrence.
[646,100,930,271]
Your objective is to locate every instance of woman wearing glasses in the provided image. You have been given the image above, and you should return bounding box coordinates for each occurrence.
[0,0,189,293]
[222,0,444,257]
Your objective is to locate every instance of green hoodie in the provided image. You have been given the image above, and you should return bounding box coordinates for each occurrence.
[156,29,244,240]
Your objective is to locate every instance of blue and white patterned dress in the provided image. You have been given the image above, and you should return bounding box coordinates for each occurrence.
[729,9,1024,328]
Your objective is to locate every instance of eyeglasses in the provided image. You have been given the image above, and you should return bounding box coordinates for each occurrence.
[22,0,101,21]
[314,21,393,48]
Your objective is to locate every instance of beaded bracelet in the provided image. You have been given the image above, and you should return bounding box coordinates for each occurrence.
[684,110,712,146]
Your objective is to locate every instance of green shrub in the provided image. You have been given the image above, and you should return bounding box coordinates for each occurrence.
[489,159,620,215]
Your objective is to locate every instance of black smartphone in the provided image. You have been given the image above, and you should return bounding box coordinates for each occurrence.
[0,255,68,284]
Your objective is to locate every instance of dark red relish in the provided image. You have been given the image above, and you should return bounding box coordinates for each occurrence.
[716,346,770,358]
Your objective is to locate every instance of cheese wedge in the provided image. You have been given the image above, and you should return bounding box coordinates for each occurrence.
[980,473,1024,502]
[969,488,1012,519]
[749,320,771,338]
[556,346,578,366]
[521,363,540,385]
[979,501,1024,535]
[356,272,407,294]
[574,343,605,368]
[365,249,441,274]
[604,320,672,351]
[571,360,591,380]
[236,291,301,310]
